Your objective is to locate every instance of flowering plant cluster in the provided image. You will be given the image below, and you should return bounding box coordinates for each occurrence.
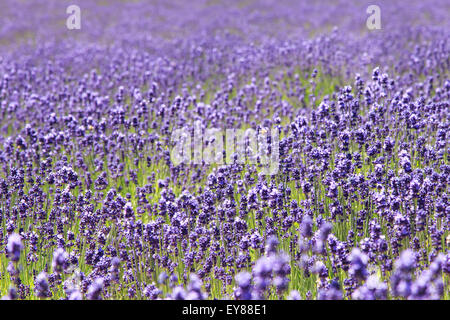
[0,0,448,300]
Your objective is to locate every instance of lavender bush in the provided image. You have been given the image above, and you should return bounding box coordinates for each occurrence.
[0,0,448,300]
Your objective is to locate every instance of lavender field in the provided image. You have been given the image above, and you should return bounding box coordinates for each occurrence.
[0,0,449,300]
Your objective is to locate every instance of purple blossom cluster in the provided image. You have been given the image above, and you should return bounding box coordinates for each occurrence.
[0,0,448,300]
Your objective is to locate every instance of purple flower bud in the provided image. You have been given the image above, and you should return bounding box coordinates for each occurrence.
[34,272,50,298]
[52,248,68,273]
[349,248,369,282]
[7,233,23,262]
[86,278,104,300]
[300,215,313,238]
[69,290,83,300]
[287,290,301,300]
[171,286,186,300]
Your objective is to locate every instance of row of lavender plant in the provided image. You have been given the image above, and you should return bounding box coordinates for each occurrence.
[0,0,448,299]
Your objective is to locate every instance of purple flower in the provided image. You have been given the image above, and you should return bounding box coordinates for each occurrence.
[6,233,23,262]
[394,249,416,272]
[2,287,18,300]
[391,249,417,298]
[318,279,342,300]
[352,275,387,300]
[86,278,104,300]
[300,215,313,238]
[69,290,83,300]
[287,290,301,300]
[186,274,207,300]
[234,271,252,300]
[52,248,68,273]
[349,248,369,282]
[171,286,187,300]
[34,272,50,298]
